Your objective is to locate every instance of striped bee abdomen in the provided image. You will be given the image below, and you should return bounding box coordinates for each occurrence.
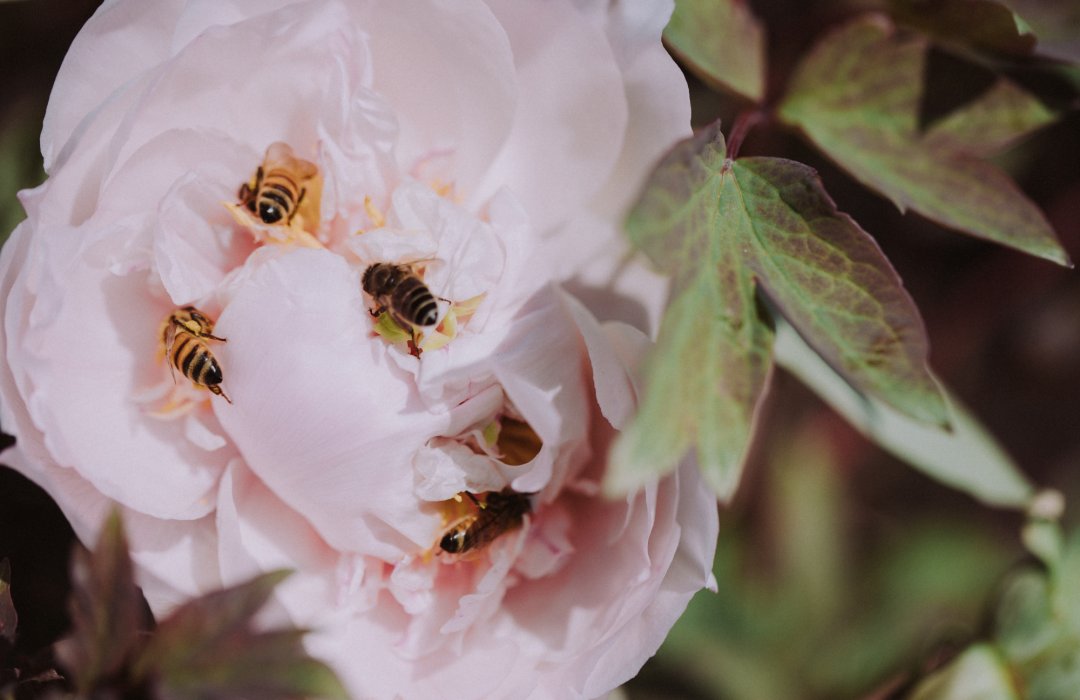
[171,334,224,389]
[438,490,531,555]
[253,172,302,224]
[391,275,439,328]
[362,262,443,333]
[237,142,318,226]
[161,306,231,403]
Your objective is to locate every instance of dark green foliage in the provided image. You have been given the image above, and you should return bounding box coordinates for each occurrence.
[0,511,347,700]
[664,0,766,102]
[609,122,946,499]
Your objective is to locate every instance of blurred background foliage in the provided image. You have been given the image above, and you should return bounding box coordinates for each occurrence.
[1,1,1079,699]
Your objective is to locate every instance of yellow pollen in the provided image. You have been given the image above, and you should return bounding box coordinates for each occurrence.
[364,195,386,229]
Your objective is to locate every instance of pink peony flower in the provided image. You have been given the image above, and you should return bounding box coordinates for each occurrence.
[0,1,717,698]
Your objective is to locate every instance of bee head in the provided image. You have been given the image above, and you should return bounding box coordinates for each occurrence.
[362,263,396,296]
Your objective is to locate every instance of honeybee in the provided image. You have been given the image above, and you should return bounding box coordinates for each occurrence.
[438,490,532,555]
[160,306,231,403]
[362,262,443,333]
[238,142,318,225]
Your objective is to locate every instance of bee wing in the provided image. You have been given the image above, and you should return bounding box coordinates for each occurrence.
[264,141,318,181]
[163,320,179,383]
[263,141,296,166]
[409,257,446,281]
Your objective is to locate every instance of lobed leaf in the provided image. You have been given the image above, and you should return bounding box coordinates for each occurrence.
[137,570,348,700]
[774,317,1034,508]
[734,157,946,426]
[924,78,1058,156]
[155,630,347,700]
[53,510,143,696]
[889,0,1036,58]
[608,270,773,497]
[664,0,766,102]
[1006,0,1080,63]
[609,121,946,498]
[779,15,1069,266]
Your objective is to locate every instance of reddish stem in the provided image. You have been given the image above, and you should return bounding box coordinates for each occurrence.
[726,110,767,160]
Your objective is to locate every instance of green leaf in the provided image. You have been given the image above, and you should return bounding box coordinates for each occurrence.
[889,0,1036,58]
[773,317,1034,508]
[608,121,946,498]
[778,15,1069,266]
[924,78,1058,156]
[1026,648,1080,700]
[1022,518,1064,568]
[0,114,44,250]
[608,270,773,497]
[908,644,1019,700]
[1050,528,1080,636]
[1006,0,1080,63]
[137,571,348,700]
[995,569,1057,664]
[993,529,1080,700]
[664,0,766,102]
[735,159,947,427]
[54,510,143,696]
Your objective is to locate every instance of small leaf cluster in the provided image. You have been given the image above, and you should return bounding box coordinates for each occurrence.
[608,0,1076,508]
[646,422,1019,699]
[908,519,1080,700]
[0,512,347,700]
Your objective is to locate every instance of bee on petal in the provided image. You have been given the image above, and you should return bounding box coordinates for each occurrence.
[438,490,531,555]
[160,306,231,403]
[362,262,446,352]
[238,142,318,226]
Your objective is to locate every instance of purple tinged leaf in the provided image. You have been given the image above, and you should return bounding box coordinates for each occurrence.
[779,15,1070,266]
[664,0,766,102]
[889,0,1037,58]
[774,318,1034,508]
[0,559,16,646]
[54,510,142,696]
[1007,0,1080,63]
[733,157,947,427]
[924,78,1058,156]
[135,570,348,700]
[609,121,946,498]
[608,271,774,498]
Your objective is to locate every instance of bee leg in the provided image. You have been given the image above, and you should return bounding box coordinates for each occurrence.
[209,384,232,404]
[203,332,227,343]
[288,186,306,225]
[464,492,482,508]
[243,167,264,213]
[407,338,422,358]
